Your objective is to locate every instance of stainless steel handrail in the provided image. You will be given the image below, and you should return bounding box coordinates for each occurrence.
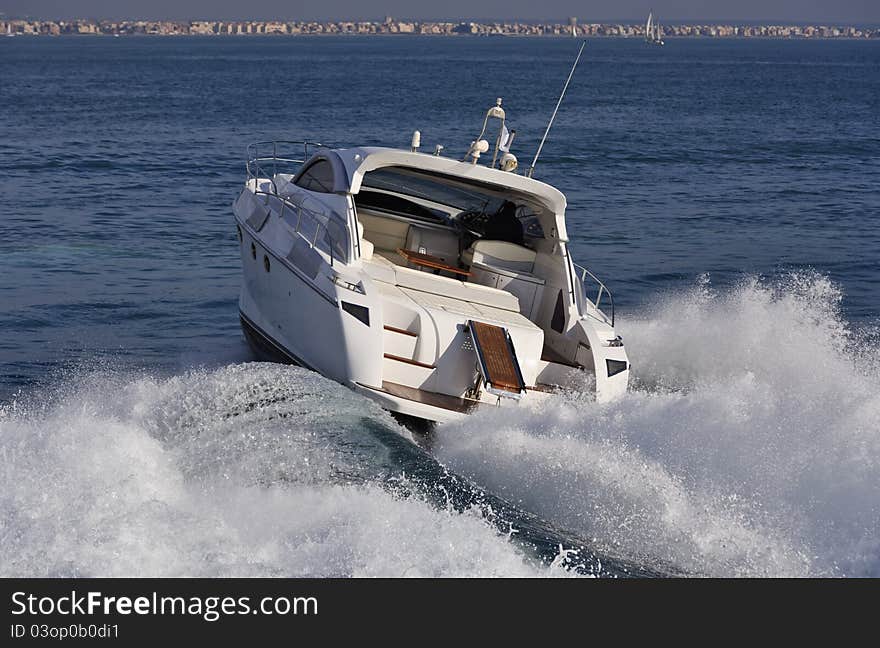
[574,263,615,326]
[246,140,326,194]
[245,140,345,264]
[252,189,344,266]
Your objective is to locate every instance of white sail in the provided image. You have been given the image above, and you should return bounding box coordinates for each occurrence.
[645,11,664,45]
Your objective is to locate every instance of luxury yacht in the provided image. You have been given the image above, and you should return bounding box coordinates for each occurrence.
[233,99,629,423]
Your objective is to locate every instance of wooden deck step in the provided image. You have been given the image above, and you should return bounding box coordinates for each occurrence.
[468,320,526,397]
[383,325,418,358]
[383,325,417,337]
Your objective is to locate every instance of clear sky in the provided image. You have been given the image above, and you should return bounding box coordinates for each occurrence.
[2,0,878,24]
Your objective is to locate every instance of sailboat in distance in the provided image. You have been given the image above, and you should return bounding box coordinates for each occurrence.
[645,11,665,46]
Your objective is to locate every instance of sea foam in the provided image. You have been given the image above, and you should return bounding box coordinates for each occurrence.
[2,273,877,577]
[0,365,558,577]
[434,272,880,576]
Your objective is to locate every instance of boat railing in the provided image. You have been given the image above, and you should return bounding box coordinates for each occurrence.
[252,189,349,266]
[573,263,615,326]
[246,140,326,194]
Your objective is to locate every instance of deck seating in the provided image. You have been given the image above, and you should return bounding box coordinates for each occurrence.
[358,214,527,314]
[462,240,537,274]
[356,220,375,260]
[358,212,409,265]
[394,266,520,312]
[404,226,460,267]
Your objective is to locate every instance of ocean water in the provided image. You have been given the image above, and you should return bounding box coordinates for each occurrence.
[1,36,878,577]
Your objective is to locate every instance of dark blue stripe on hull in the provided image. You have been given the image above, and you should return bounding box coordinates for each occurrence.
[239,311,314,370]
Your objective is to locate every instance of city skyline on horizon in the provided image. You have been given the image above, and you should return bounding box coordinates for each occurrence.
[1,1,878,24]
[6,16,878,39]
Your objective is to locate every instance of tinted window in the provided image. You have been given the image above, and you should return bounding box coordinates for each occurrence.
[362,167,493,211]
[295,159,335,193]
[356,190,448,223]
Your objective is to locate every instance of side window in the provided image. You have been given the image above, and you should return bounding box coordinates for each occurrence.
[295,159,335,193]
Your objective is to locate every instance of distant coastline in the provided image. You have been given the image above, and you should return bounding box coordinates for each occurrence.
[3,18,879,39]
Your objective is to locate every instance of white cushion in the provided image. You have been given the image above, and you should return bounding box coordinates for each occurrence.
[463,240,536,273]
[356,219,374,260]
[394,266,520,312]
[358,211,409,252]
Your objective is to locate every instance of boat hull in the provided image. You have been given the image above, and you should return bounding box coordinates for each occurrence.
[238,228,492,423]
[239,308,481,423]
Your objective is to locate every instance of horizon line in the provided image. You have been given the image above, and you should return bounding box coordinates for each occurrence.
[3,15,880,27]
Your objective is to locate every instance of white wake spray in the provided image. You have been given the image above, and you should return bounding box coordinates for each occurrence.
[434,272,880,576]
[2,273,876,577]
[0,365,562,577]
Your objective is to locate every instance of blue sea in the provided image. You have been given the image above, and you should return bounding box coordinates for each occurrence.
[1,35,878,577]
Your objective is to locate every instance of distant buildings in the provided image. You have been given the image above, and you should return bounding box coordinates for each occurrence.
[1,18,878,39]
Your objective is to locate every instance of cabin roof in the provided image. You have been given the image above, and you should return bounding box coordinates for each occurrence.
[319,147,570,241]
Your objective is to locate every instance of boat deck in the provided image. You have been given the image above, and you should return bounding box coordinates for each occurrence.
[398,286,538,331]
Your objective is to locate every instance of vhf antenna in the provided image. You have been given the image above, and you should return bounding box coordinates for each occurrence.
[527,41,586,178]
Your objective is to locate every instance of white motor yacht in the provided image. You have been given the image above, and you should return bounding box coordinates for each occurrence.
[233,99,629,423]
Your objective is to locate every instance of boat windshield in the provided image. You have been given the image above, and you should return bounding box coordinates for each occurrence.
[360,166,546,241]
[362,167,502,213]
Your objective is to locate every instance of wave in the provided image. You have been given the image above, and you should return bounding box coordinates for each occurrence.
[0,365,569,577]
[3,272,877,577]
[434,272,880,577]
